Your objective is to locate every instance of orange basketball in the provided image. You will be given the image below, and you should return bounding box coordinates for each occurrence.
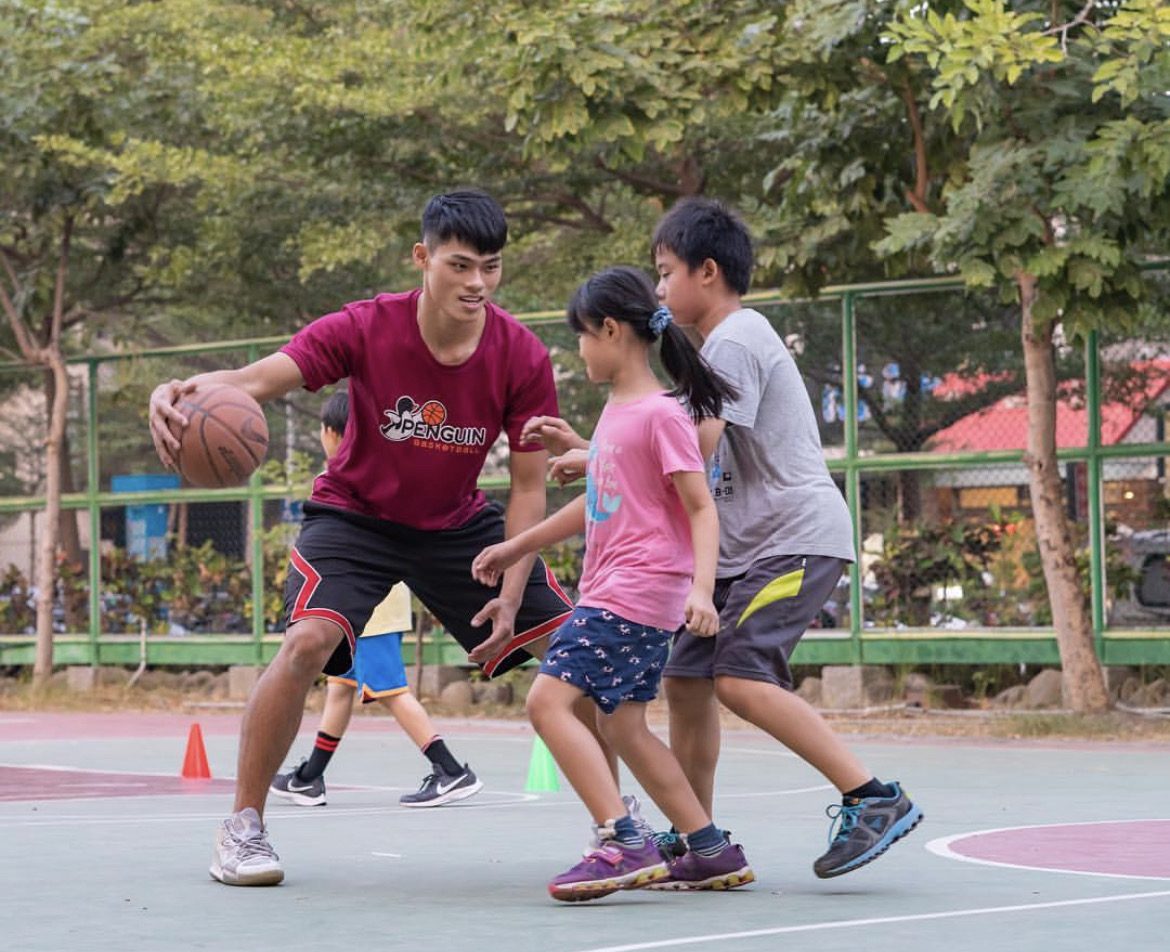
[419,400,446,426]
[173,382,269,488]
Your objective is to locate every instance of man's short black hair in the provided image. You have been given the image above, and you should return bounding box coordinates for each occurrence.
[421,189,508,255]
[652,197,753,295]
[320,390,349,436]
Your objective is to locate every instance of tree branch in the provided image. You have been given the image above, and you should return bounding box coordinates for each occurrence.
[902,79,931,213]
[0,249,38,358]
[594,155,688,197]
[50,215,74,349]
[1043,1,1096,53]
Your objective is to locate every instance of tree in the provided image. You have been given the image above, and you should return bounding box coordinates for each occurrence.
[875,0,1170,711]
[0,0,264,682]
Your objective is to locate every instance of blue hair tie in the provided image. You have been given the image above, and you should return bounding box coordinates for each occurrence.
[649,306,673,338]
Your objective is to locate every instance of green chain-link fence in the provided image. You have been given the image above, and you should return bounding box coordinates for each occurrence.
[1,274,1168,668]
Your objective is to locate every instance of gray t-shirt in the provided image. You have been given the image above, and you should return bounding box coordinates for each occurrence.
[703,307,856,574]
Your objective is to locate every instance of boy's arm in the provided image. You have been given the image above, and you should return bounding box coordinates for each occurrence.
[697,416,727,462]
[497,448,554,606]
[149,352,304,469]
[671,469,721,637]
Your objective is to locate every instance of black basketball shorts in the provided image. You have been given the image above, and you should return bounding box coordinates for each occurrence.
[282,502,572,679]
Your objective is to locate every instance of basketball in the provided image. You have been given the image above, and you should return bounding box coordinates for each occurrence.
[419,400,446,426]
[173,382,269,488]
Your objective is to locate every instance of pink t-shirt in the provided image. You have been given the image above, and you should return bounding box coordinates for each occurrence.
[281,290,558,530]
[577,392,706,631]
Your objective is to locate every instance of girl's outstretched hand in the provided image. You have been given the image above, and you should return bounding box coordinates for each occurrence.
[683,591,719,638]
[471,541,519,588]
[520,416,587,457]
[548,448,589,486]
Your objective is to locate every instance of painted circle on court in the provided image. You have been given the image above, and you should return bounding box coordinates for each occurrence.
[929,819,1170,880]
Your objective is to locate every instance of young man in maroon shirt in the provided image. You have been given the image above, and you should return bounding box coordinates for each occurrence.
[149,190,572,886]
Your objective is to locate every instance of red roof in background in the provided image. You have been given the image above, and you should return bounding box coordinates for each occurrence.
[929,360,1170,452]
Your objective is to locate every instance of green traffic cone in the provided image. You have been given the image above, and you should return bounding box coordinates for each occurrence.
[525,735,560,792]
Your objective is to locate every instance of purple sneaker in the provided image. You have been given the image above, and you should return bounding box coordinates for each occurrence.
[549,839,668,902]
[646,842,754,892]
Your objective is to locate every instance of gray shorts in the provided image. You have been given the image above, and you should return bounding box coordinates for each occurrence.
[664,555,846,689]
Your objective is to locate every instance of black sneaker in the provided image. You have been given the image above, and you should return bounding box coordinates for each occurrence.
[269,760,326,807]
[399,763,483,808]
[813,781,923,878]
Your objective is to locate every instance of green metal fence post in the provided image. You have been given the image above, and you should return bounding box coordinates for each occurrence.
[1085,331,1106,651]
[841,291,863,662]
[86,359,101,666]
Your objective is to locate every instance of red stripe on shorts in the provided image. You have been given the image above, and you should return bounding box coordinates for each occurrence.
[542,562,573,608]
[482,610,571,678]
[288,546,356,656]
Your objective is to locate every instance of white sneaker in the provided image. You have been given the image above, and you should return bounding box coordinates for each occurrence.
[209,808,284,886]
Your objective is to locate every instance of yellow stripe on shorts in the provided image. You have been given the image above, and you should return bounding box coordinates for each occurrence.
[737,568,805,627]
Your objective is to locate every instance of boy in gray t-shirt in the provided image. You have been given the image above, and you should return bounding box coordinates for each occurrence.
[524,201,923,883]
[649,197,922,880]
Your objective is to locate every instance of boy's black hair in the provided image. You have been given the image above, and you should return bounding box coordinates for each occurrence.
[320,390,349,436]
[566,265,736,422]
[421,189,508,255]
[651,197,753,296]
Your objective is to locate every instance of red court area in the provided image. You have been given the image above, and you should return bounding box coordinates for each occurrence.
[0,764,237,802]
[946,820,1170,879]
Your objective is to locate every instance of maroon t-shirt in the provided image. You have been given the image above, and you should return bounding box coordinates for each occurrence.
[281,289,558,530]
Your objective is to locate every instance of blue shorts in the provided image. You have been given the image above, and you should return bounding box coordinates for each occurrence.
[539,606,673,714]
[326,632,409,703]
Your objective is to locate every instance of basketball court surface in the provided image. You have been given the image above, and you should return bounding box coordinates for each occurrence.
[2,710,1167,951]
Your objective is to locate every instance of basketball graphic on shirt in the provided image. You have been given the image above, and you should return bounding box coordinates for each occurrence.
[419,400,446,426]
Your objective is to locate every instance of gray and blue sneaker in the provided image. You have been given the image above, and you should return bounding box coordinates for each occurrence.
[269,760,326,807]
[813,781,923,878]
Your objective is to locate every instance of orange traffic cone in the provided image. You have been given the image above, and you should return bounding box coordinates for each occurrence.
[181,723,211,780]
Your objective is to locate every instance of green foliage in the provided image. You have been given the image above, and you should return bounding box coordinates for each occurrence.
[878,0,1170,335]
[869,512,1012,626]
[0,563,34,633]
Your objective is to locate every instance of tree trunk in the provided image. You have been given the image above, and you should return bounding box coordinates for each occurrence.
[48,377,83,564]
[33,352,70,685]
[898,470,923,523]
[1018,273,1109,713]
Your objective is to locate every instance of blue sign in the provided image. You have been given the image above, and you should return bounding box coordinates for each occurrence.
[112,473,181,561]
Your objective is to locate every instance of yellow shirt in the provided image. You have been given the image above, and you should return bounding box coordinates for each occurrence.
[360,583,412,637]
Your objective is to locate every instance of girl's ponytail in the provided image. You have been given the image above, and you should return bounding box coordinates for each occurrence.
[567,266,736,421]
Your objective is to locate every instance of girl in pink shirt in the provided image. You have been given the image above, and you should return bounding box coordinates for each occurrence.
[472,266,753,902]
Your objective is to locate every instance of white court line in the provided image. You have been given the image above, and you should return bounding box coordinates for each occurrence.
[567,890,1170,952]
[926,820,1170,882]
[0,781,832,828]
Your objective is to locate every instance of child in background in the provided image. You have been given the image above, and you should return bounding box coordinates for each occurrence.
[472,266,753,902]
[271,391,482,808]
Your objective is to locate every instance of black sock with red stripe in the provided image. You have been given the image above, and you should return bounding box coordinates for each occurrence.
[421,737,462,776]
[297,731,341,782]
